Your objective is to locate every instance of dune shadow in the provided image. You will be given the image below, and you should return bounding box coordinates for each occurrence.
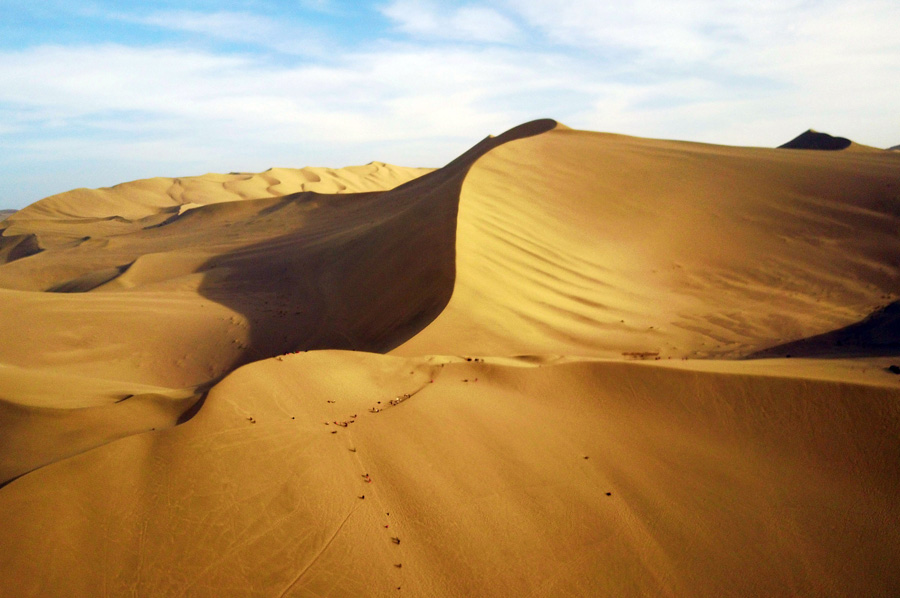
[195,119,558,370]
[0,233,42,264]
[746,300,900,359]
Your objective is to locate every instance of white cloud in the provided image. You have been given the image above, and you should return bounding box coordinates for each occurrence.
[381,0,438,35]
[0,45,251,118]
[0,41,558,205]
[380,0,520,43]
[504,0,809,62]
[499,0,900,146]
[115,9,329,55]
[451,6,521,42]
[0,42,584,175]
[137,10,280,41]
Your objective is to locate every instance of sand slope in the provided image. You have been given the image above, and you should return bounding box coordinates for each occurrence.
[0,162,434,484]
[1,351,898,596]
[1,120,899,596]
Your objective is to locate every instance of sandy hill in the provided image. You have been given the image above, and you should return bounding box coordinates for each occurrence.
[397,125,900,359]
[779,129,852,150]
[1,163,432,258]
[1,120,899,597]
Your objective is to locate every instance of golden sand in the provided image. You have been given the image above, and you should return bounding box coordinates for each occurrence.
[1,120,898,596]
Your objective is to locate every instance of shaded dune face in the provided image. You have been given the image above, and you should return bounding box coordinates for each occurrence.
[194,119,560,361]
[748,299,900,358]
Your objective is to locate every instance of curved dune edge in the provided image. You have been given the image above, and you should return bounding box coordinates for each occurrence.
[1,350,898,596]
[0,120,558,485]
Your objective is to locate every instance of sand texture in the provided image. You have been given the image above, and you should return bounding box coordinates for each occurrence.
[1,120,899,596]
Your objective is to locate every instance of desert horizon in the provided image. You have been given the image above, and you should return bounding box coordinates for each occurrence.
[1,117,899,596]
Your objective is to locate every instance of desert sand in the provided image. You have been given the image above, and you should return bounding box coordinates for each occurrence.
[1,119,899,596]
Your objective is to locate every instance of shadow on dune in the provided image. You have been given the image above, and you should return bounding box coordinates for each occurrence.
[195,119,557,370]
[0,233,42,264]
[747,300,900,358]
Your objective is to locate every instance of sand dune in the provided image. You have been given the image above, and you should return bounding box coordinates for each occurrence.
[1,120,899,596]
[778,129,886,153]
[0,161,434,483]
[779,129,853,150]
[6,162,432,223]
[396,126,900,359]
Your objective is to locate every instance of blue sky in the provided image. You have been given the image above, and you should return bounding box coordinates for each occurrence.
[1,0,898,208]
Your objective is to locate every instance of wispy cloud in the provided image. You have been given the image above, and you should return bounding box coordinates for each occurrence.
[0,42,581,142]
[111,9,330,55]
[498,0,900,144]
[380,1,521,43]
[132,11,286,43]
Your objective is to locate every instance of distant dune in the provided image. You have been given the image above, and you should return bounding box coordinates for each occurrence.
[777,129,887,153]
[778,129,853,150]
[1,120,899,597]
